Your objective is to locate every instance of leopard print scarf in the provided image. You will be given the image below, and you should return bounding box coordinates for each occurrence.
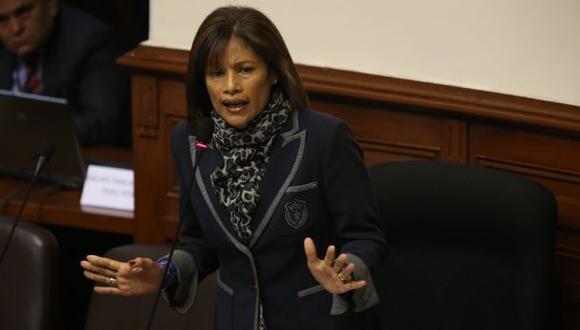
[210,90,291,244]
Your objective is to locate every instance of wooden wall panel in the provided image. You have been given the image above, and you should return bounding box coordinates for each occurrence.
[160,115,182,218]
[132,75,163,242]
[159,80,187,238]
[159,80,187,117]
[133,75,158,138]
[470,124,580,229]
[309,96,467,165]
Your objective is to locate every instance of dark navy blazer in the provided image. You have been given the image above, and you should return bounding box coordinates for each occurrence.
[170,108,387,330]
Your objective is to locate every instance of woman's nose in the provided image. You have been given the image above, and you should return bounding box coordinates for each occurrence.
[224,72,240,94]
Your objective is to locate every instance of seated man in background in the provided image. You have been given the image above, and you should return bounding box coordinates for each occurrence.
[0,0,128,146]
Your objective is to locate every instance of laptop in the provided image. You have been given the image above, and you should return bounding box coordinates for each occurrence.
[0,90,85,187]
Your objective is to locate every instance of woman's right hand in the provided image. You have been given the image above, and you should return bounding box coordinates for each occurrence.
[80,255,163,296]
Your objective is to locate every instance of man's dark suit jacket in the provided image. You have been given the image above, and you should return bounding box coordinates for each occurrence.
[169,109,387,330]
[0,3,127,146]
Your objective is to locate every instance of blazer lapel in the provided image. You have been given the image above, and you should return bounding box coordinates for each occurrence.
[0,51,14,89]
[191,135,255,258]
[41,42,63,97]
[41,54,57,96]
[191,138,237,235]
[39,11,65,98]
[250,110,305,248]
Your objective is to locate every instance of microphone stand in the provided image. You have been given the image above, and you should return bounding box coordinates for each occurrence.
[145,120,212,330]
[0,145,55,268]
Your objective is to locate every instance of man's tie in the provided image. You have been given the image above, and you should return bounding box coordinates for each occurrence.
[24,62,41,94]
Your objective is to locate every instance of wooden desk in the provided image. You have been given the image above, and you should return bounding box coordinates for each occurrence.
[0,148,134,235]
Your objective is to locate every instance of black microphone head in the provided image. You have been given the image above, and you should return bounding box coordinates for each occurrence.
[38,144,55,163]
[192,117,214,143]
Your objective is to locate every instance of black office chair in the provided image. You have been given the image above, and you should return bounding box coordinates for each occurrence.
[366,161,556,330]
[84,244,216,330]
[0,216,59,330]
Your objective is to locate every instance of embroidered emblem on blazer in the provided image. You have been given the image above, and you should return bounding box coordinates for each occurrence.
[284,199,308,229]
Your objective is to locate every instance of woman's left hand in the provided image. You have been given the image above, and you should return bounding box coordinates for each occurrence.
[303,237,367,294]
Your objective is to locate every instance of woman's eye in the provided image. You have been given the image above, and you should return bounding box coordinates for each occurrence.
[210,69,224,77]
[240,67,254,74]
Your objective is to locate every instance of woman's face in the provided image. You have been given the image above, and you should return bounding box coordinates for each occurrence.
[205,37,277,129]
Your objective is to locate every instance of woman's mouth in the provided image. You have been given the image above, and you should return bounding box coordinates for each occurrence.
[222,100,249,113]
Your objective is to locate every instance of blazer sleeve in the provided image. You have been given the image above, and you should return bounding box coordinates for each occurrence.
[322,120,388,312]
[164,123,219,312]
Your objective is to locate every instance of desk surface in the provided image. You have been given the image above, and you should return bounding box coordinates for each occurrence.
[0,148,134,235]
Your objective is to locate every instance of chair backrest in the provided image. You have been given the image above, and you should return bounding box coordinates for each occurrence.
[366,161,557,330]
[0,216,59,330]
[84,244,216,330]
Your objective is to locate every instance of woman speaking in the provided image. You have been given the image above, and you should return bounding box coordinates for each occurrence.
[81,6,387,330]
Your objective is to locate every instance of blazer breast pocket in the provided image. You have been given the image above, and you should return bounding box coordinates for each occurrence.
[286,181,318,193]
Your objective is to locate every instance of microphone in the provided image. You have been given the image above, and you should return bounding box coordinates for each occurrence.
[145,118,213,330]
[0,144,56,267]
[34,144,55,176]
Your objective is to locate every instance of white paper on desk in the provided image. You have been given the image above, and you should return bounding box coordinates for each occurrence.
[80,164,134,212]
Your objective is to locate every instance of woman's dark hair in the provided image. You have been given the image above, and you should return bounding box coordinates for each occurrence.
[186,6,309,125]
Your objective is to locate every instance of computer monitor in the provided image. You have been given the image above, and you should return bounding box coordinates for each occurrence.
[0,90,85,187]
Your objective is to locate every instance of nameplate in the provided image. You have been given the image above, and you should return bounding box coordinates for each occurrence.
[80,164,134,213]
